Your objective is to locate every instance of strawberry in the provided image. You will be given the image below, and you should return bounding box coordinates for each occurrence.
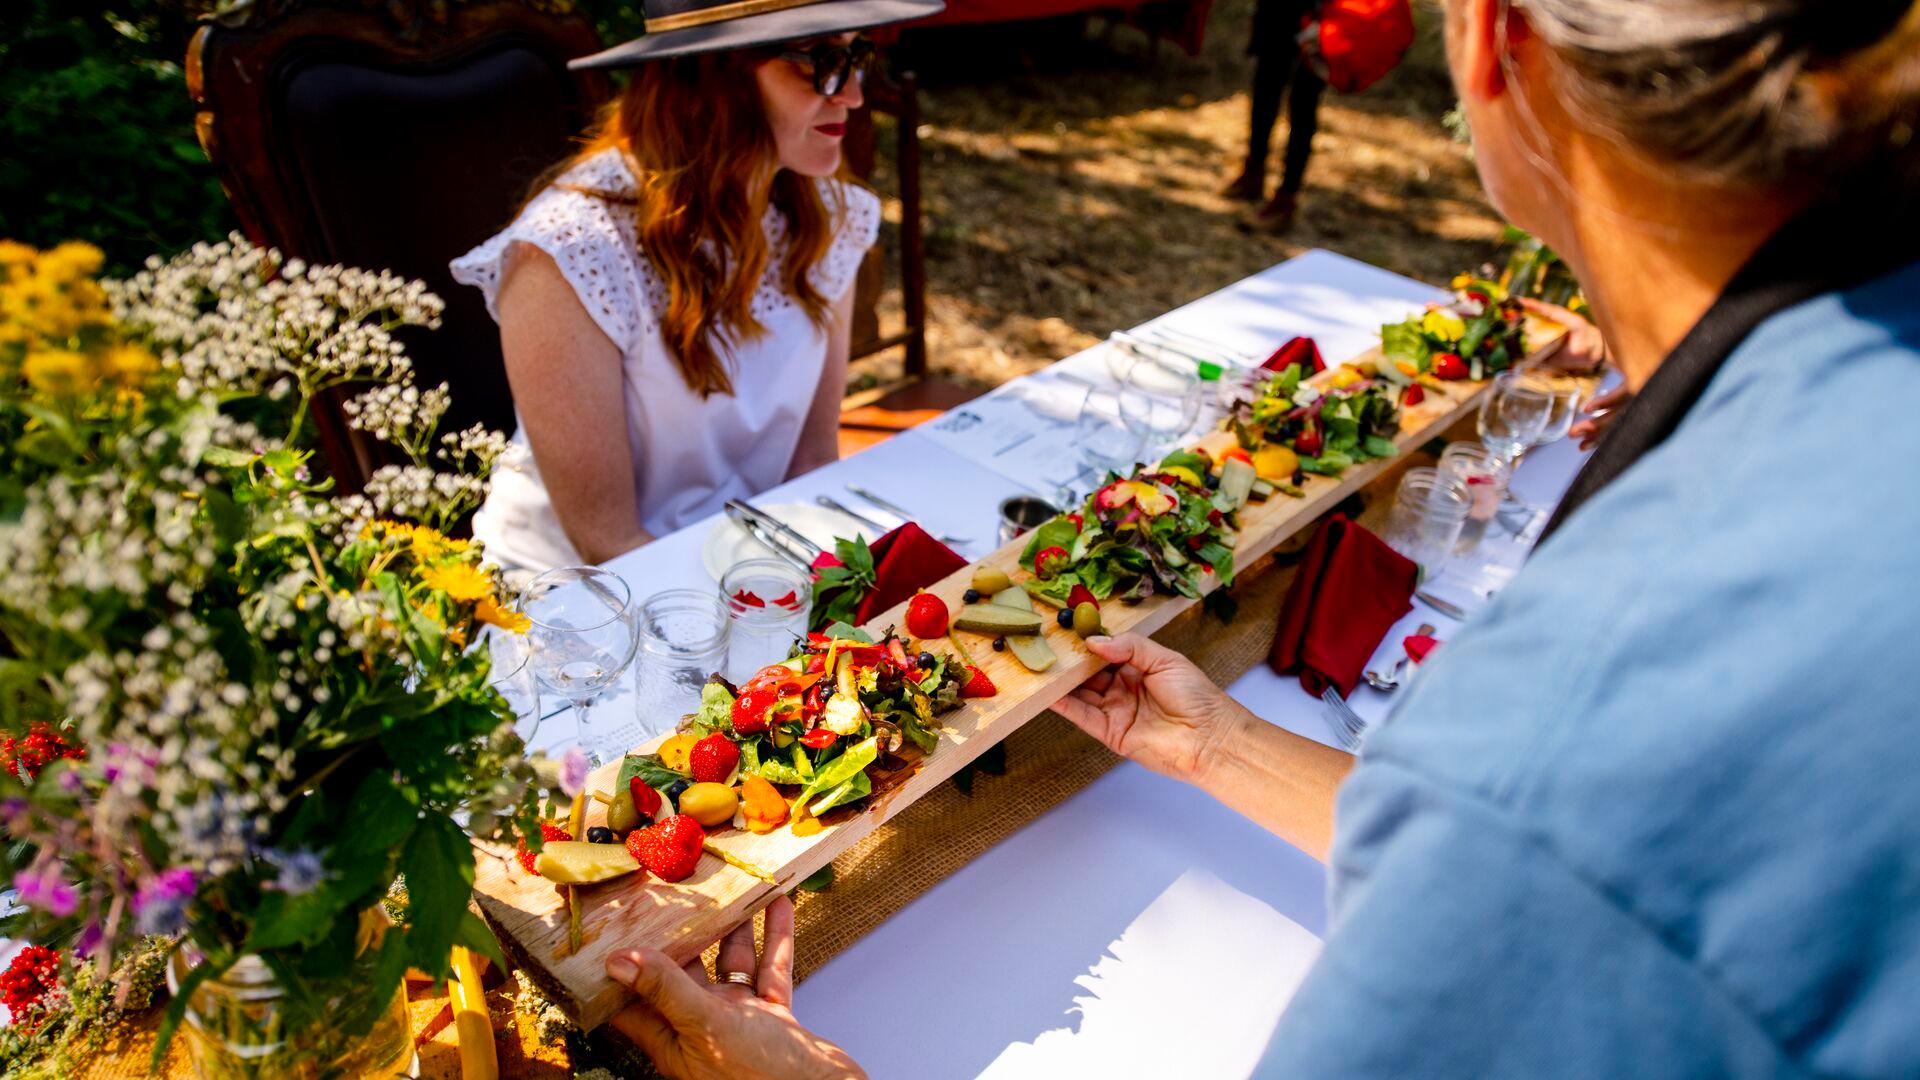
[1033,546,1070,580]
[731,687,777,734]
[1066,584,1098,610]
[626,814,705,882]
[1401,383,1426,407]
[905,592,949,639]
[516,822,573,875]
[688,733,740,783]
[630,776,663,820]
[1432,352,1469,380]
[1294,421,1323,457]
[961,665,996,698]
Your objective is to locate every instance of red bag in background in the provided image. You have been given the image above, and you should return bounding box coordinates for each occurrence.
[1302,0,1416,94]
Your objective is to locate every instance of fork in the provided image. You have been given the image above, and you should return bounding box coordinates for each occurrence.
[1319,687,1367,752]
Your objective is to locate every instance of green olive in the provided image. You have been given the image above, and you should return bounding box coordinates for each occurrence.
[1072,602,1103,638]
[971,567,1013,595]
[679,782,738,827]
[606,788,641,834]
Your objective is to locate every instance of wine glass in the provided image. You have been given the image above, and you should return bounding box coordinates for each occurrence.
[1118,360,1203,460]
[1062,386,1141,505]
[1476,370,1554,472]
[523,566,639,765]
[482,624,544,745]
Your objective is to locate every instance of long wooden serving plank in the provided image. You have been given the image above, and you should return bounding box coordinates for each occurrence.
[475,352,1504,1030]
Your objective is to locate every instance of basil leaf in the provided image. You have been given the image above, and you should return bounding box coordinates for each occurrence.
[618,754,687,790]
[796,736,878,806]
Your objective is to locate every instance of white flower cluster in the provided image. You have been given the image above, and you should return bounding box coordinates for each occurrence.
[342,381,450,448]
[362,464,486,527]
[106,234,443,407]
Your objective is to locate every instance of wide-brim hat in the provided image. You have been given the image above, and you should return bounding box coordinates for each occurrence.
[571,0,945,70]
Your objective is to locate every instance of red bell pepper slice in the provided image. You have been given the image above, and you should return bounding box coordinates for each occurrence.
[799,728,838,749]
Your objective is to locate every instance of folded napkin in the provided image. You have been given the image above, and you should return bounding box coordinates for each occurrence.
[1269,515,1419,698]
[1403,633,1441,664]
[812,522,967,627]
[1261,335,1326,375]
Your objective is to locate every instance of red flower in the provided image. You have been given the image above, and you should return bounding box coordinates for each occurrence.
[0,945,62,1030]
[0,724,85,783]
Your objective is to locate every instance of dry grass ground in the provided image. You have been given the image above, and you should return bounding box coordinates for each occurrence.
[853,0,1506,392]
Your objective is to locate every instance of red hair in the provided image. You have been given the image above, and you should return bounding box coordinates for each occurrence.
[556,50,852,397]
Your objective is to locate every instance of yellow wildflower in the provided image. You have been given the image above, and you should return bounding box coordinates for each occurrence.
[37,242,105,282]
[1450,272,1474,292]
[1423,309,1468,343]
[23,348,92,394]
[420,561,492,602]
[0,241,36,268]
[407,526,453,560]
[101,344,157,385]
[475,595,530,633]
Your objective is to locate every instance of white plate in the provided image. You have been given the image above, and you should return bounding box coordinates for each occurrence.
[700,502,875,583]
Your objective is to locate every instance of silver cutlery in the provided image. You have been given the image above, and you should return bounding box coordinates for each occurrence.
[843,484,972,547]
[814,494,888,536]
[723,500,820,573]
[1364,622,1435,693]
[1414,590,1470,621]
[1319,687,1366,752]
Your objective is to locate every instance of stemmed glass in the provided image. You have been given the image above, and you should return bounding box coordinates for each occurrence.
[1062,386,1141,506]
[1476,369,1555,473]
[523,566,639,766]
[1118,360,1203,462]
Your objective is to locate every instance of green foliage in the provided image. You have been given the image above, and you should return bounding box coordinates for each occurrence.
[0,1,232,274]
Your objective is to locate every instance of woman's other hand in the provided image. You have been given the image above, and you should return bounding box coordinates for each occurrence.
[606,895,865,1080]
[1050,634,1245,787]
[1518,296,1609,376]
[1570,383,1631,450]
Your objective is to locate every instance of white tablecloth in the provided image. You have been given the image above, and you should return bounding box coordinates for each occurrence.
[525,248,1593,1078]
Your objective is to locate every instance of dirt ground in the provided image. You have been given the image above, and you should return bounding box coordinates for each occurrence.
[853,0,1505,392]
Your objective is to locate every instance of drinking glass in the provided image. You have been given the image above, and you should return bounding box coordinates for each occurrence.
[719,558,811,683]
[1066,386,1141,503]
[1476,370,1554,470]
[1438,442,1511,557]
[1382,467,1471,580]
[633,589,730,740]
[483,625,543,739]
[524,567,638,765]
[1118,360,1203,459]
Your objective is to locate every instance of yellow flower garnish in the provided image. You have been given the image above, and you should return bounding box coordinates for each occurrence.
[102,344,156,385]
[475,595,529,633]
[23,348,91,394]
[1450,272,1474,291]
[420,561,492,602]
[1329,367,1363,389]
[1422,309,1467,343]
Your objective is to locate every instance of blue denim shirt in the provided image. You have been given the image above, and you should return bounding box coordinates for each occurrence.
[1257,261,1920,1077]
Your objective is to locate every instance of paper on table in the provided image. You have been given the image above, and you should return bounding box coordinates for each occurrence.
[979,869,1321,1079]
[916,374,1094,494]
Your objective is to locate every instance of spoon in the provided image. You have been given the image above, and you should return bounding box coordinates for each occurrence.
[1364,623,1436,692]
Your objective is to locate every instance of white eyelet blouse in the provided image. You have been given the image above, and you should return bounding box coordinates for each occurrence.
[450,148,881,572]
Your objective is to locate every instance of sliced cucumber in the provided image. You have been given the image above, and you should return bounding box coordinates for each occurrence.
[1250,478,1275,501]
[953,603,1044,635]
[1217,457,1256,512]
[1005,633,1057,672]
[989,586,1032,611]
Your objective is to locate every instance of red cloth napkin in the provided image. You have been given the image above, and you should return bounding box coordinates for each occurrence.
[1269,515,1419,698]
[812,522,967,626]
[1261,335,1326,374]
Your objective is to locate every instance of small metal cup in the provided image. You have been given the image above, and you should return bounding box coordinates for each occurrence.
[997,495,1059,547]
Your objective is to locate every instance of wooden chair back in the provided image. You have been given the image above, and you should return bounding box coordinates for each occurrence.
[187,0,609,488]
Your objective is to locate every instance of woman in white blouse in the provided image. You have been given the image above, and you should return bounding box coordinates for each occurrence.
[452,1,940,571]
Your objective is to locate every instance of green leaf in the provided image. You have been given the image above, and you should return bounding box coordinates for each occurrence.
[796,736,877,806]
[808,771,871,816]
[1018,517,1082,570]
[794,864,834,892]
[618,754,687,791]
[398,813,475,975]
[154,951,232,1070]
[1363,436,1400,460]
[1380,322,1433,370]
[245,886,344,952]
[454,910,507,972]
[821,622,874,644]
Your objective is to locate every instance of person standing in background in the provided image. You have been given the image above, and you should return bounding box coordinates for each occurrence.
[1222,0,1327,233]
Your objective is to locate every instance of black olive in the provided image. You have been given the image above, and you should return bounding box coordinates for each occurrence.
[991,637,1007,652]
[917,651,937,669]
[666,779,690,806]
[963,588,982,603]
[586,826,614,845]
[1292,468,1306,486]
[1057,608,1075,628]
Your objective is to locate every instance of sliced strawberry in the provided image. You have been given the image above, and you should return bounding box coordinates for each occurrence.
[961,666,996,698]
[1065,584,1098,610]
[630,776,663,820]
[516,822,574,875]
[626,815,704,882]
[1402,383,1426,407]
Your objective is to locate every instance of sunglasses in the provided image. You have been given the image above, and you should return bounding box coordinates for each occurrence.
[775,38,876,96]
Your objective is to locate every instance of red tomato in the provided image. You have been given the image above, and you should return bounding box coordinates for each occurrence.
[905,592,950,639]
[799,728,838,749]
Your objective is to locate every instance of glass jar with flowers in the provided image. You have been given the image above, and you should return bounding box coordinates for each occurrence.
[0,236,552,1076]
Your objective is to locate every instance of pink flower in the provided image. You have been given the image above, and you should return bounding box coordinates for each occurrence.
[133,867,198,935]
[558,747,590,798]
[13,865,77,918]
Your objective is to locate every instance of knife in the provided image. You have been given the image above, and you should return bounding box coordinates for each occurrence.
[814,495,888,536]
[1414,590,1470,621]
[843,485,971,547]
